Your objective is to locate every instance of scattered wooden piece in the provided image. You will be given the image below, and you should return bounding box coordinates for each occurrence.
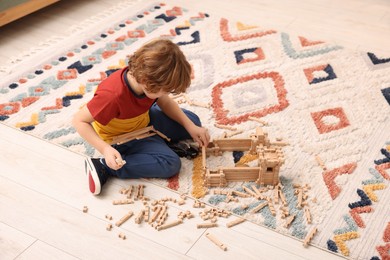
[284,214,296,228]
[115,157,126,166]
[214,124,237,131]
[83,206,88,213]
[157,219,183,231]
[112,199,134,205]
[250,201,268,214]
[304,207,312,224]
[226,217,246,228]
[303,227,318,247]
[135,210,145,224]
[106,224,113,231]
[242,185,260,199]
[297,189,303,209]
[205,232,227,251]
[232,190,251,198]
[118,233,126,240]
[248,116,268,125]
[197,222,218,229]
[224,130,243,138]
[115,211,134,227]
[315,155,327,171]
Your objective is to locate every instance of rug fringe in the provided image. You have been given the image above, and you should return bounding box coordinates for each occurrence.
[0,0,142,77]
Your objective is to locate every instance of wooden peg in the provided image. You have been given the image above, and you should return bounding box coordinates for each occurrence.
[226,217,246,228]
[112,199,134,205]
[157,219,183,231]
[250,201,268,214]
[106,223,113,231]
[197,222,218,229]
[304,207,312,224]
[115,211,133,227]
[205,233,227,251]
[303,227,318,247]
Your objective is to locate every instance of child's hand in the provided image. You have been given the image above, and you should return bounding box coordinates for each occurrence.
[189,125,210,147]
[102,146,124,170]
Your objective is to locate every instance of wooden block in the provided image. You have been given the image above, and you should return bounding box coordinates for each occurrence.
[214,123,237,131]
[248,116,268,125]
[284,214,296,228]
[197,222,218,229]
[115,157,126,166]
[205,232,227,251]
[115,211,133,227]
[303,227,318,247]
[250,201,268,214]
[304,207,312,224]
[226,217,246,228]
[112,199,134,205]
[156,219,183,231]
[106,224,113,231]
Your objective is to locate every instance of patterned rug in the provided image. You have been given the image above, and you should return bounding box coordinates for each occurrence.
[1,1,389,259]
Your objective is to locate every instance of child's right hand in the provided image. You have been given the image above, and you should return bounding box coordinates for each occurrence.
[102,146,124,170]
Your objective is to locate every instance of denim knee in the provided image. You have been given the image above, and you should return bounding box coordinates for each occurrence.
[159,155,181,178]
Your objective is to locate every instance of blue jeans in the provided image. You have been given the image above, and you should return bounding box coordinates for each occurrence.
[104,104,201,179]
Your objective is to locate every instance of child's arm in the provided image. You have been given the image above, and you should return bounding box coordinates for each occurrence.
[157,95,210,147]
[72,106,123,170]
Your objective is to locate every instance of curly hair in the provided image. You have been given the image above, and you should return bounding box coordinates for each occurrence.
[128,38,191,94]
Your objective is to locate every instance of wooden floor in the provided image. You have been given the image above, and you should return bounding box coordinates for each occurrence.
[1,0,389,259]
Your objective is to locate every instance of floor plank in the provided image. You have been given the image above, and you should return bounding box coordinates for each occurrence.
[15,241,79,260]
[0,222,35,260]
[0,176,192,259]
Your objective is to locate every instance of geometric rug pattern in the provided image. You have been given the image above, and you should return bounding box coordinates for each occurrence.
[1,2,389,259]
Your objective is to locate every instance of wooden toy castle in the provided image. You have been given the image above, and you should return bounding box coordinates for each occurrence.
[202,127,287,187]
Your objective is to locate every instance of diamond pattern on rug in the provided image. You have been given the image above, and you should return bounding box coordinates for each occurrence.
[211,71,288,125]
[311,107,350,134]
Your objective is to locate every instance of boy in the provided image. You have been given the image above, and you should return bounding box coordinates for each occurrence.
[72,38,210,195]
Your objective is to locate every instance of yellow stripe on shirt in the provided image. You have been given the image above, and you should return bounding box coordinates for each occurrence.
[92,111,150,143]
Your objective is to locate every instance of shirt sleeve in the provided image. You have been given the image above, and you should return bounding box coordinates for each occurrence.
[87,89,119,125]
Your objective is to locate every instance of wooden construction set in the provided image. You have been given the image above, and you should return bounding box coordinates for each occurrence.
[83,124,320,251]
[202,126,287,188]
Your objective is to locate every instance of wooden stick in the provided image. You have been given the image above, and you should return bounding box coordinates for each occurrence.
[248,116,268,125]
[232,190,251,198]
[225,130,243,138]
[115,211,134,227]
[115,157,126,166]
[304,207,312,224]
[135,210,145,224]
[315,155,327,171]
[303,227,318,247]
[226,217,246,228]
[250,201,268,214]
[157,219,183,231]
[242,185,260,199]
[284,214,296,228]
[112,199,134,205]
[205,233,227,251]
[197,222,218,229]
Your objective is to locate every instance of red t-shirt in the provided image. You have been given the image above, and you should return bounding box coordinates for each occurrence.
[87,67,156,142]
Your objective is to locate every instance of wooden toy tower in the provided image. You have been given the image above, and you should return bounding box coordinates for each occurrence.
[203,127,286,187]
